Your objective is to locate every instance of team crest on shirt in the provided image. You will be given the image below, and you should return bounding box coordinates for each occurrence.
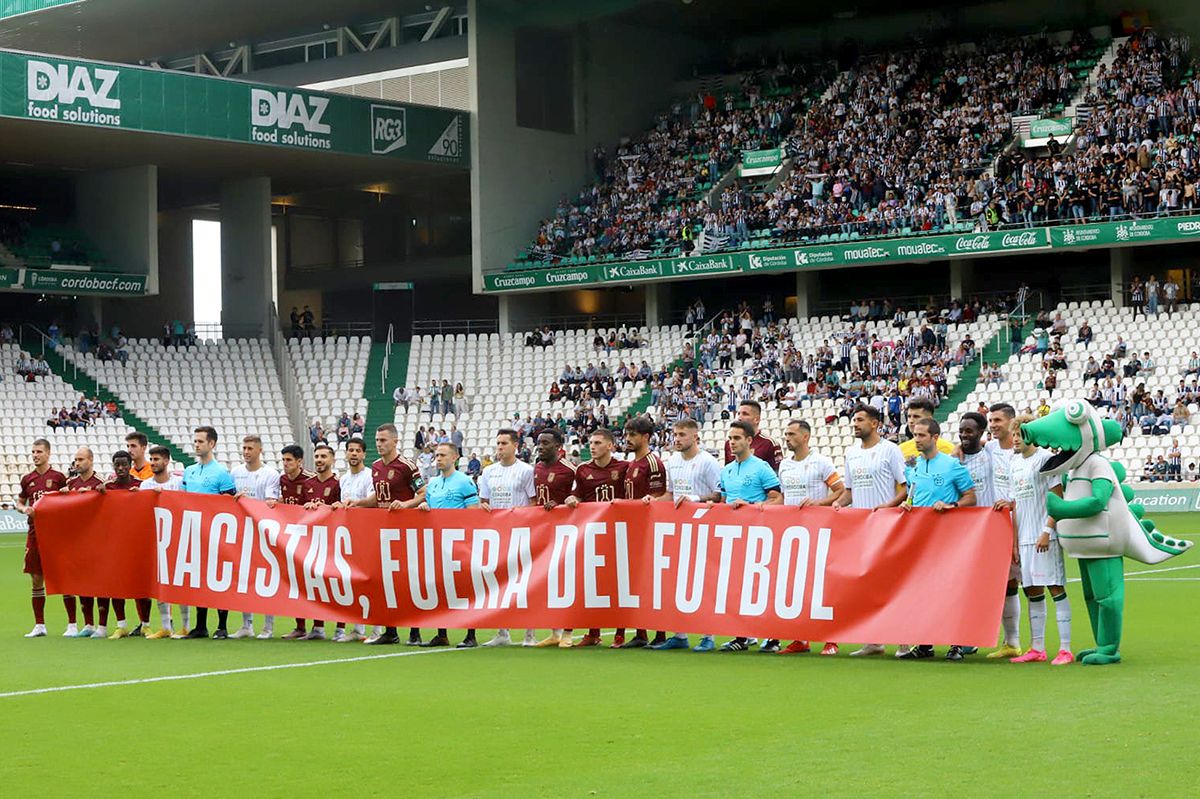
[933,475,945,486]
[387,469,395,480]
[611,470,619,480]
[323,487,332,497]
[548,473,556,482]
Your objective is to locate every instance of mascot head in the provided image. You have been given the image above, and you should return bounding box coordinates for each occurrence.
[1019,398,1124,477]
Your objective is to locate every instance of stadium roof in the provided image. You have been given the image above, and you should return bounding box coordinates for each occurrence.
[0,0,436,63]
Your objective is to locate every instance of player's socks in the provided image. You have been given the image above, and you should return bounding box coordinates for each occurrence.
[216,610,230,631]
[63,595,77,625]
[1002,589,1021,647]
[193,607,209,631]
[157,602,173,632]
[1028,594,1046,652]
[97,597,110,626]
[113,599,127,623]
[181,605,191,631]
[136,598,152,626]
[81,596,95,627]
[1051,591,1071,651]
[31,587,46,625]
[241,612,254,630]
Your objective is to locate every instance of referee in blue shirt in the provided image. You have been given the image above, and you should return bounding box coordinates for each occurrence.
[714,420,782,651]
[180,426,237,639]
[418,442,480,649]
[900,417,976,661]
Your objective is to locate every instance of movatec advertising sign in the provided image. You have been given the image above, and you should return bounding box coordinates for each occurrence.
[0,50,468,165]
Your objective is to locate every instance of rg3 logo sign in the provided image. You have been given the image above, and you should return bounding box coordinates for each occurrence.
[370,105,407,155]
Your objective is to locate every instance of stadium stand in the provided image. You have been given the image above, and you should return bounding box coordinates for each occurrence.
[287,335,371,469]
[59,337,291,472]
[512,57,833,268]
[395,326,690,460]
[507,29,1113,271]
[943,297,1200,474]
[0,342,129,499]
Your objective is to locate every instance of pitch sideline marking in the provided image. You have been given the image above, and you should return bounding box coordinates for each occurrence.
[0,645,473,699]
[1068,563,1198,583]
[0,631,614,700]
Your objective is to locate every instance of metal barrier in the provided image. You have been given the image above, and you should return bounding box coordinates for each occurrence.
[412,318,499,336]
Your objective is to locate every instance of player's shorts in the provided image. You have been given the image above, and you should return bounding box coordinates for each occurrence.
[23,532,40,575]
[1019,541,1066,587]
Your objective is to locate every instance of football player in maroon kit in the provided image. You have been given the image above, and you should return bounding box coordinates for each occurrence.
[347,423,426,646]
[722,400,783,470]
[276,444,317,640]
[532,427,576,647]
[562,428,627,648]
[18,438,68,638]
[102,451,151,638]
[63,446,104,637]
[302,443,343,640]
[616,415,670,649]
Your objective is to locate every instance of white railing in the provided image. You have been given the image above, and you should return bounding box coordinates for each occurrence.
[267,302,313,460]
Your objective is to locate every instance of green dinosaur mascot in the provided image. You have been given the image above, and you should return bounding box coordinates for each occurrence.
[1019,399,1193,664]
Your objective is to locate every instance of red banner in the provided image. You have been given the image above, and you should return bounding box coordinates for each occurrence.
[35,492,1012,646]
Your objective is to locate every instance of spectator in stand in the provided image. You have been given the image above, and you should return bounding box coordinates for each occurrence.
[393,385,409,410]
[351,413,365,436]
[309,419,325,445]
[336,413,352,443]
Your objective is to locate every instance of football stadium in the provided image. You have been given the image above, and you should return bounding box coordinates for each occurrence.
[1,0,1198,794]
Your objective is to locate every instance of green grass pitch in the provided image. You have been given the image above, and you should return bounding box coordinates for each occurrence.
[1,516,1197,797]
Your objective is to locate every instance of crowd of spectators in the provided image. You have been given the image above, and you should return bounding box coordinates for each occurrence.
[523,58,828,263]
[393,380,469,418]
[46,395,119,428]
[15,352,50,381]
[518,31,1106,267]
[309,412,365,446]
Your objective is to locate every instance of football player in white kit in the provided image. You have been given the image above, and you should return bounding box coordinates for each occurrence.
[985,403,1024,659]
[661,418,722,651]
[331,437,373,642]
[777,419,845,656]
[231,434,281,639]
[478,429,538,647]
[137,445,185,638]
[837,405,908,657]
[955,412,992,655]
[1007,416,1073,665]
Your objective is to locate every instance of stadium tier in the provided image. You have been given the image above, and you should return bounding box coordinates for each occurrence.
[509,29,1113,272]
[58,338,290,472]
[0,342,129,499]
[287,335,371,467]
[942,299,1200,471]
[396,326,689,457]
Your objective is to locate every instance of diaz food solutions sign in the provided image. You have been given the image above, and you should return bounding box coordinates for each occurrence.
[0,50,468,165]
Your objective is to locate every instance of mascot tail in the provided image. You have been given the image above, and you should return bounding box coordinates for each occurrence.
[1124,480,1195,563]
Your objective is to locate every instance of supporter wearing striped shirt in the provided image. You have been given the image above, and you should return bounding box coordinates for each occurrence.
[838,404,907,658]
